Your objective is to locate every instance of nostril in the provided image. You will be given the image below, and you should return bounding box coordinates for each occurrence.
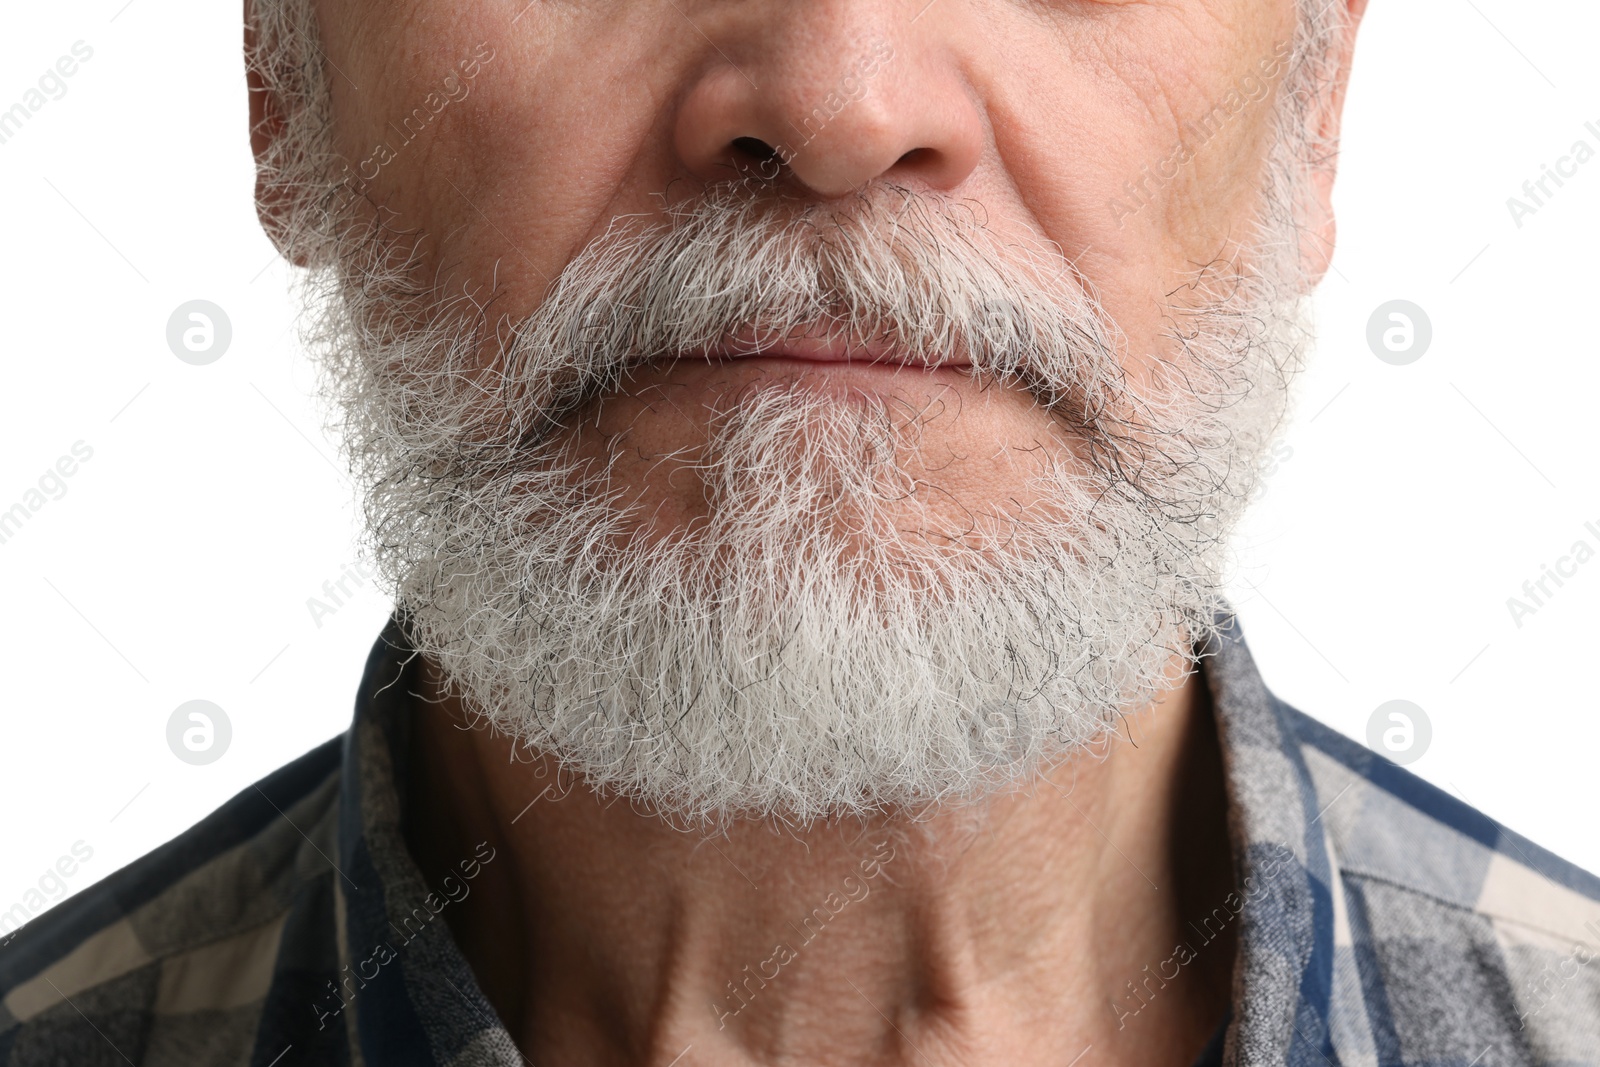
[730,136,782,172]
[896,147,933,167]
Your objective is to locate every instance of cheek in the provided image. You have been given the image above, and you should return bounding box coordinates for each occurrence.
[322,3,692,312]
[438,56,665,295]
[977,2,1294,351]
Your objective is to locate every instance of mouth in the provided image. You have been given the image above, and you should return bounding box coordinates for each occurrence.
[682,332,973,373]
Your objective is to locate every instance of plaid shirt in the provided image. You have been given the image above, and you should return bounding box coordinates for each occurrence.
[3,613,1597,1066]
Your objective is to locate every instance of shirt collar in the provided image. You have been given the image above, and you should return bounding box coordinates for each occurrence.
[1200,614,1339,1063]
[336,616,518,1066]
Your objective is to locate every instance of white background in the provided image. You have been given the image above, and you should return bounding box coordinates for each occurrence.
[1,0,1595,925]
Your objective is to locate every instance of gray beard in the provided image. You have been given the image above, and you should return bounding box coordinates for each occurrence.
[298,178,1311,824]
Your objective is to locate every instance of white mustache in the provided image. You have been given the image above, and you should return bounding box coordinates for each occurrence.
[475,183,1122,436]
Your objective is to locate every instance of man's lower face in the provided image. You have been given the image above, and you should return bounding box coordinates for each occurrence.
[312,182,1304,824]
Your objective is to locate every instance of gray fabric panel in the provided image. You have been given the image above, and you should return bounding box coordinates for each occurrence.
[5,965,157,1066]
[442,1025,530,1067]
[126,773,340,963]
[1354,877,1540,1066]
[1498,929,1600,1065]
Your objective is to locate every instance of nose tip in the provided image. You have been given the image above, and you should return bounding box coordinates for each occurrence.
[778,108,981,198]
[673,41,983,198]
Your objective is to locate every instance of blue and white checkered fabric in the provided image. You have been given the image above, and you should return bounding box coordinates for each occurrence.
[2,614,1596,1065]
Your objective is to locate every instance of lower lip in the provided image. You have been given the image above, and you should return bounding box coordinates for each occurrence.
[697,354,972,373]
[614,355,979,406]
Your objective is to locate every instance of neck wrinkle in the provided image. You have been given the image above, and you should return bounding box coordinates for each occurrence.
[404,649,1238,1066]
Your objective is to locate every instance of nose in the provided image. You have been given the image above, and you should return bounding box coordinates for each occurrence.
[673,13,984,198]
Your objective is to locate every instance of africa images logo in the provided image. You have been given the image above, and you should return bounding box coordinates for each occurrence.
[1505,118,1600,229]
[0,842,95,942]
[1504,518,1600,629]
[0,441,94,548]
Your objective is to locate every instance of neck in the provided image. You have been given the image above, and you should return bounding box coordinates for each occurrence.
[403,655,1236,1066]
